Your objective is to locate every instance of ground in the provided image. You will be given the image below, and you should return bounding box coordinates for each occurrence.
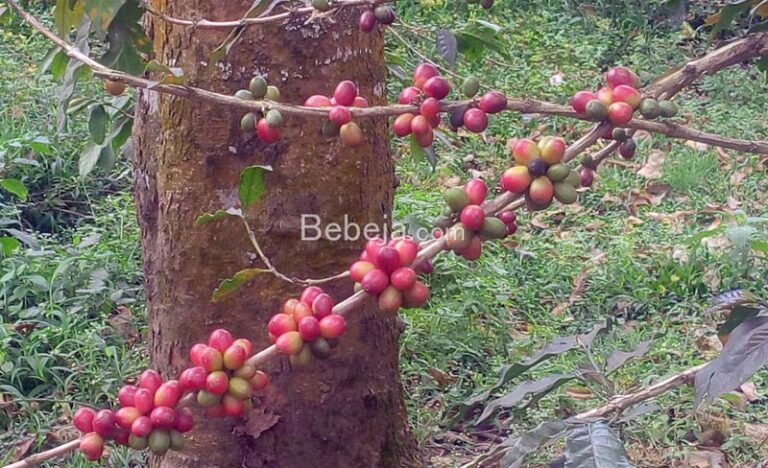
[1,1,767,467]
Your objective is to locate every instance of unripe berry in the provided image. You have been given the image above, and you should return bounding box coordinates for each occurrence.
[170,429,186,451]
[149,429,171,456]
[374,5,396,24]
[571,90,597,113]
[462,76,480,97]
[228,376,253,400]
[249,76,268,99]
[233,364,257,380]
[378,286,403,314]
[350,260,376,283]
[196,390,222,408]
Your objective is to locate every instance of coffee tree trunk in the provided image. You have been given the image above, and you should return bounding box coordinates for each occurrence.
[133,2,416,466]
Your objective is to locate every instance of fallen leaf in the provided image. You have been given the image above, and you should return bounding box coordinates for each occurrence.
[551,268,589,316]
[443,175,461,188]
[244,406,280,439]
[730,166,753,185]
[702,234,730,252]
[638,150,665,179]
[633,129,653,141]
[702,268,721,293]
[673,245,689,264]
[107,306,140,345]
[10,438,34,462]
[726,196,741,210]
[626,216,644,225]
[564,385,593,400]
[428,367,454,387]
[686,140,710,152]
[673,449,728,468]
[739,382,759,402]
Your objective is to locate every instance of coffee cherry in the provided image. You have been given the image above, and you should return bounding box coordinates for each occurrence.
[74,407,96,433]
[413,63,439,89]
[298,316,321,341]
[378,286,403,314]
[481,0,494,8]
[571,90,597,113]
[289,344,314,367]
[234,364,257,380]
[361,268,389,294]
[374,5,396,24]
[240,113,257,133]
[565,169,581,188]
[228,376,252,400]
[460,205,485,231]
[464,179,488,205]
[340,122,364,147]
[265,85,280,101]
[150,406,177,430]
[221,394,245,417]
[639,98,661,119]
[319,314,346,339]
[414,127,434,147]
[480,217,507,240]
[612,85,641,109]
[585,100,609,120]
[208,329,234,352]
[529,177,554,206]
[334,81,357,106]
[419,97,440,120]
[130,415,153,437]
[105,80,126,96]
[359,10,376,32]
[462,76,480,97]
[612,128,628,141]
[257,118,281,143]
[250,371,270,391]
[79,432,105,461]
[276,331,304,355]
[129,434,148,450]
[423,76,451,100]
[605,66,639,89]
[596,87,614,106]
[92,409,116,438]
[199,346,224,372]
[449,106,466,129]
[546,164,570,182]
[312,0,331,11]
[393,238,419,266]
[501,166,532,193]
[554,182,578,204]
[608,102,634,125]
[179,366,207,392]
[149,429,171,456]
[353,96,368,107]
[223,344,248,370]
[659,100,678,118]
[463,108,488,133]
[598,123,615,140]
[311,293,334,319]
[139,370,163,393]
[538,137,566,164]
[329,106,352,126]
[169,430,186,451]
[580,167,594,187]
[133,388,154,415]
[265,109,283,128]
[410,115,431,135]
[619,138,637,159]
[398,86,421,104]
[478,91,507,114]
[233,338,253,356]
[304,94,332,107]
[249,76,268,99]
[527,158,548,178]
[403,281,430,308]
[377,246,402,273]
[506,223,518,235]
[499,211,516,225]
[189,343,207,367]
[310,337,332,359]
[390,267,417,291]
[154,380,181,408]
[364,237,385,264]
[300,286,323,306]
[234,89,254,101]
[115,429,131,446]
[460,235,483,261]
[350,260,376,283]
[512,138,540,165]
[446,224,472,252]
[393,113,414,137]
[196,390,222,408]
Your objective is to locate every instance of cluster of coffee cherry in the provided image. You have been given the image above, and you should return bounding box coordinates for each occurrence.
[500,137,583,211]
[435,179,511,260]
[268,287,346,365]
[304,81,368,147]
[359,4,396,32]
[349,237,430,313]
[393,64,452,147]
[237,76,283,143]
[73,370,193,459]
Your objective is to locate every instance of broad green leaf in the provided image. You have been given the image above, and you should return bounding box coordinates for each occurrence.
[100,2,151,75]
[477,374,577,424]
[212,268,268,302]
[67,97,93,115]
[109,116,133,150]
[239,165,272,208]
[409,135,437,169]
[0,179,28,201]
[436,29,458,66]
[97,144,116,171]
[500,421,570,468]
[0,237,21,256]
[79,143,103,177]
[88,105,109,144]
[54,0,84,35]
[564,423,632,468]
[83,0,127,37]
[606,340,653,373]
[707,0,754,37]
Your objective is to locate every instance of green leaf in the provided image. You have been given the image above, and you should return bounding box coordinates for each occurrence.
[144,60,186,87]
[67,96,93,115]
[57,15,91,132]
[477,374,577,424]
[751,239,768,254]
[717,305,762,339]
[500,421,570,468]
[109,116,133,150]
[79,143,102,177]
[100,1,151,75]
[436,29,458,66]
[0,237,21,256]
[212,268,268,302]
[239,165,272,208]
[83,0,127,37]
[0,179,28,201]
[564,423,632,467]
[54,0,84,35]
[196,209,237,226]
[97,144,117,171]
[88,105,109,144]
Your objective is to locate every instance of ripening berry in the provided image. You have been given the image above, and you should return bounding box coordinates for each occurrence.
[268,313,297,337]
[334,81,357,106]
[92,409,116,438]
[250,371,270,391]
[403,281,430,308]
[199,346,224,372]
[393,238,419,266]
[464,179,488,205]
[154,380,182,408]
[223,344,248,370]
[133,388,154,415]
[390,267,417,291]
[189,343,207,367]
[378,286,403,314]
[304,94,332,107]
[319,314,347,339]
[340,122,364,147]
[116,407,142,430]
[232,338,253,356]
[276,331,304,355]
[179,366,207,392]
[79,432,105,461]
[350,260,376,283]
[139,370,163,394]
[206,371,230,396]
[605,66,639,89]
[329,106,352,126]
[227,377,253,400]
[463,108,488,133]
[150,406,177,430]
[311,293,334,319]
[73,407,96,434]
[571,90,597,114]
[500,165,532,194]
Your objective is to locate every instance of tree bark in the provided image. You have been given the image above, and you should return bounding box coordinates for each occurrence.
[134,1,416,466]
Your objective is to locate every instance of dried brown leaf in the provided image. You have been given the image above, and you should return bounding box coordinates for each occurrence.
[638,150,665,179]
[428,367,454,387]
[245,406,280,439]
[673,449,729,468]
[551,269,589,316]
[739,382,759,402]
[11,438,34,462]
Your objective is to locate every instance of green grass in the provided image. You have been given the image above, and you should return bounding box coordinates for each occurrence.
[1,1,768,466]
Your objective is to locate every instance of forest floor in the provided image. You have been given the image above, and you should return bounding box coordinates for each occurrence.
[1,1,768,467]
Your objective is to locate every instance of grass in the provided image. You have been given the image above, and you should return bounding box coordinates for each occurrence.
[1,1,768,466]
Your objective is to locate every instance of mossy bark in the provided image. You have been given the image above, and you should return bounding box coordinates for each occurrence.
[134,1,417,466]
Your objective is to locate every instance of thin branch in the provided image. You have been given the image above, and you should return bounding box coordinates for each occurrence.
[4,440,80,468]
[5,0,767,155]
[140,0,392,29]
